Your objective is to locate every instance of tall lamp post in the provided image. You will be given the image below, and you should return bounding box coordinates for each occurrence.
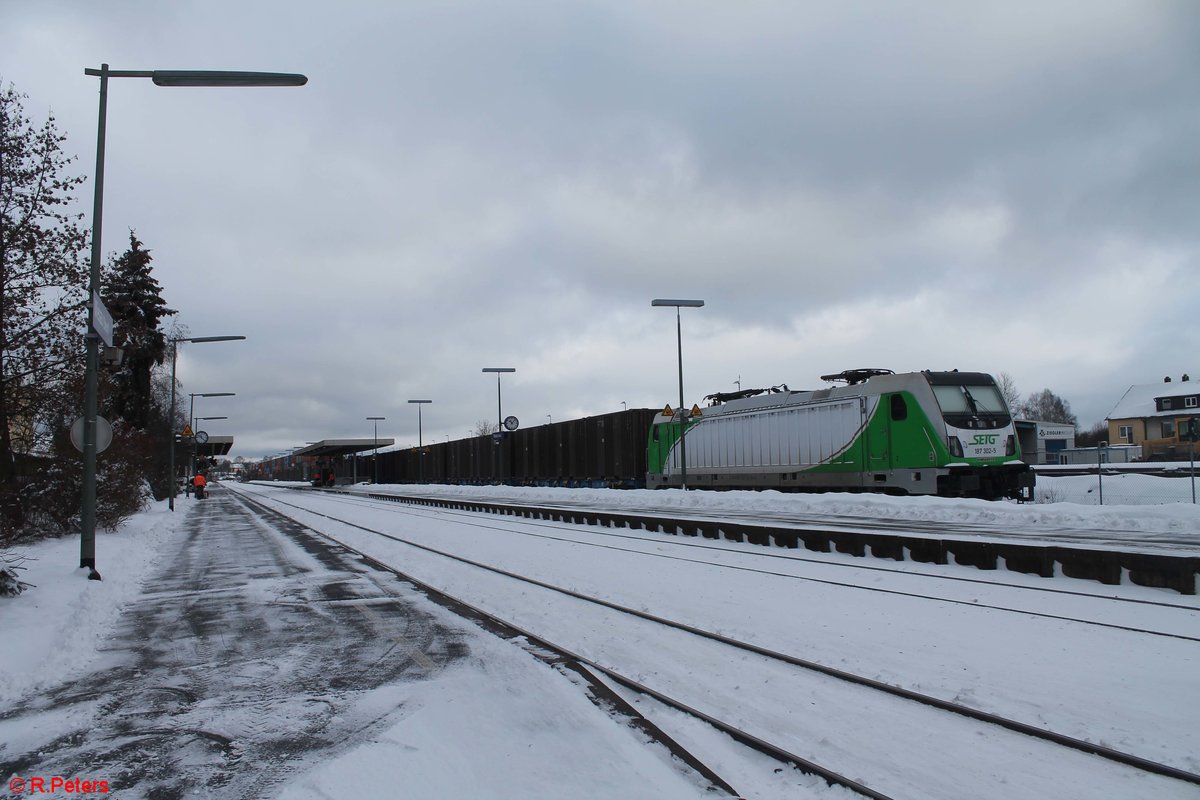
[80,65,304,579]
[194,416,228,478]
[168,335,245,511]
[481,368,516,433]
[651,299,704,490]
[189,393,234,481]
[367,416,385,483]
[189,393,235,436]
[407,400,432,483]
[482,368,515,484]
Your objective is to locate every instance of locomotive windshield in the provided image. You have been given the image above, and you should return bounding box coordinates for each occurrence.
[931,383,1011,429]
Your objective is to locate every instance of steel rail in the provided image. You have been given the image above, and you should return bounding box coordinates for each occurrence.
[312,489,1200,636]
[343,488,1200,595]
[232,489,889,799]
[243,484,1200,789]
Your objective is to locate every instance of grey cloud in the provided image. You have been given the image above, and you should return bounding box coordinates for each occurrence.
[3,0,1196,453]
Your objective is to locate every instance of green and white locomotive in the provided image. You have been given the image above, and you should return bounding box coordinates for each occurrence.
[646,369,1034,500]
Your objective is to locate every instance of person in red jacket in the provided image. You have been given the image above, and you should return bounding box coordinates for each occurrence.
[192,473,207,499]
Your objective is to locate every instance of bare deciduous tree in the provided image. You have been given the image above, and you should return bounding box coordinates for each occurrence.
[1018,388,1078,427]
[996,371,1021,411]
[472,419,497,437]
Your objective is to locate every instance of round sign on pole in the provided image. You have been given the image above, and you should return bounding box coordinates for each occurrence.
[70,416,114,454]
[503,415,520,431]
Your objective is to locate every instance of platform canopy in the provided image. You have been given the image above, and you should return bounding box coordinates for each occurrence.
[292,438,395,458]
[195,435,235,457]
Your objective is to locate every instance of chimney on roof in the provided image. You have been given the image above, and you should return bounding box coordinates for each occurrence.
[1164,376,1172,382]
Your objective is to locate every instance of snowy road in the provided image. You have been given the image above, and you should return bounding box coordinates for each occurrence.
[232,482,1200,800]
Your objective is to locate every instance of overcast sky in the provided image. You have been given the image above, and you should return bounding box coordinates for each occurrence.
[4,1,1198,459]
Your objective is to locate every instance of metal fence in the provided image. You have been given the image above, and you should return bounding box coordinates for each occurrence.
[1033,464,1199,506]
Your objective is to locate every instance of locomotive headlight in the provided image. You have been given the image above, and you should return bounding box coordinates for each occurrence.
[1006,434,1016,456]
[948,435,963,458]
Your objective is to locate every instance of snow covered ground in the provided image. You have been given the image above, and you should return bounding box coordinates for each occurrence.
[332,473,1200,553]
[2,481,1197,798]
[0,502,188,704]
[234,483,1199,795]
[0,494,716,799]
[1036,466,1200,506]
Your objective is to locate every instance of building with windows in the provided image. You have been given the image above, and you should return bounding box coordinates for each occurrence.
[1014,419,1076,465]
[1106,375,1200,461]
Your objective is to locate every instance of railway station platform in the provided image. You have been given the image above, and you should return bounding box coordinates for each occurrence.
[0,485,714,798]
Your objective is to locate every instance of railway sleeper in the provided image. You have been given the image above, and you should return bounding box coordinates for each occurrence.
[865,536,905,561]
[834,536,866,557]
[1125,554,1199,595]
[1055,550,1123,586]
[948,542,999,571]
[995,546,1055,578]
[800,532,832,553]
[903,538,949,566]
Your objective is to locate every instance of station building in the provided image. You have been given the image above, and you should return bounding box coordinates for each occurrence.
[1014,420,1076,465]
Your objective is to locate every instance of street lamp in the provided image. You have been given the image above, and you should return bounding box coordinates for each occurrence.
[189,393,235,434]
[481,368,516,433]
[168,335,244,511]
[407,400,432,483]
[367,416,385,483]
[194,416,228,473]
[651,299,705,490]
[189,393,234,480]
[80,64,304,579]
[482,368,516,484]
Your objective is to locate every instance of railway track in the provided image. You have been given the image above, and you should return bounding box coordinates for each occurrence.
[231,483,1200,799]
[302,487,1200,642]
[229,489,850,798]
[328,487,1200,594]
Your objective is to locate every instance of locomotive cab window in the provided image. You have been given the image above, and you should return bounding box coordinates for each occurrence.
[890,394,908,421]
[931,383,1010,429]
[931,384,1006,414]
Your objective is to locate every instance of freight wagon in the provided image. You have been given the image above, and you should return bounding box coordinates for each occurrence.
[368,408,658,488]
[360,369,1032,500]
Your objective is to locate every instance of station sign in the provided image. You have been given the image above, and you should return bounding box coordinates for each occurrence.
[70,415,113,454]
[91,292,114,347]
